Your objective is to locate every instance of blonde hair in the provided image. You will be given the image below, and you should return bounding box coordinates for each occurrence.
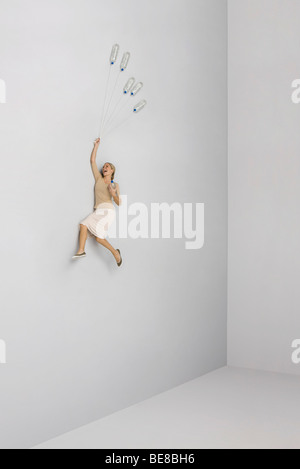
[101,162,116,180]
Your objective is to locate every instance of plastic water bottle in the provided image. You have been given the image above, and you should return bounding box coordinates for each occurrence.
[131,82,143,96]
[124,77,135,94]
[133,99,147,113]
[120,52,130,71]
[110,44,120,65]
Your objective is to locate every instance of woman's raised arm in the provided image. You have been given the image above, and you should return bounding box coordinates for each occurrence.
[90,138,102,181]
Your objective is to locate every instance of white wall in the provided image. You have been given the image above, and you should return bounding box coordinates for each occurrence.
[0,0,228,448]
[228,0,300,374]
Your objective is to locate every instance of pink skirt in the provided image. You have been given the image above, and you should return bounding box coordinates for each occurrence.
[79,203,116,239]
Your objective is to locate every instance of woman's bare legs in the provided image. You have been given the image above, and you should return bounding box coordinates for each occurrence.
[96,237,121,263]
[76,224,88,255]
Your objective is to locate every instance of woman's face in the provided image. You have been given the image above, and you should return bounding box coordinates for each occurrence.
[102,163,113,179]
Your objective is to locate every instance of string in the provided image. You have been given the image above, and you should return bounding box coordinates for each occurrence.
[101,70,121,135]
[99,64,112,137]
[102,93,131,135]
[102,113,135,139]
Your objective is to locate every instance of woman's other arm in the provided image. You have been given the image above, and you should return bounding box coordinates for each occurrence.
[109,183,122,206]
[90,138,102,181]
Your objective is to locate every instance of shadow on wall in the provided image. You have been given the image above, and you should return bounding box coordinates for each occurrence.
[0,79,6,103]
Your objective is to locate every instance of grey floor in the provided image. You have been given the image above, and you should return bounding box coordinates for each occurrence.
[33,367,300,449]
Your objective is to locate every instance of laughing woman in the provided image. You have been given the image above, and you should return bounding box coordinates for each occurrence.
[73,138,122,266]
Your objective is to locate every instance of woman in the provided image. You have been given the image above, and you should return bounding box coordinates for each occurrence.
[73,138,122,266]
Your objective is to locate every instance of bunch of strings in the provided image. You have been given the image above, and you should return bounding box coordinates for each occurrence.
[99,59,135,139]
